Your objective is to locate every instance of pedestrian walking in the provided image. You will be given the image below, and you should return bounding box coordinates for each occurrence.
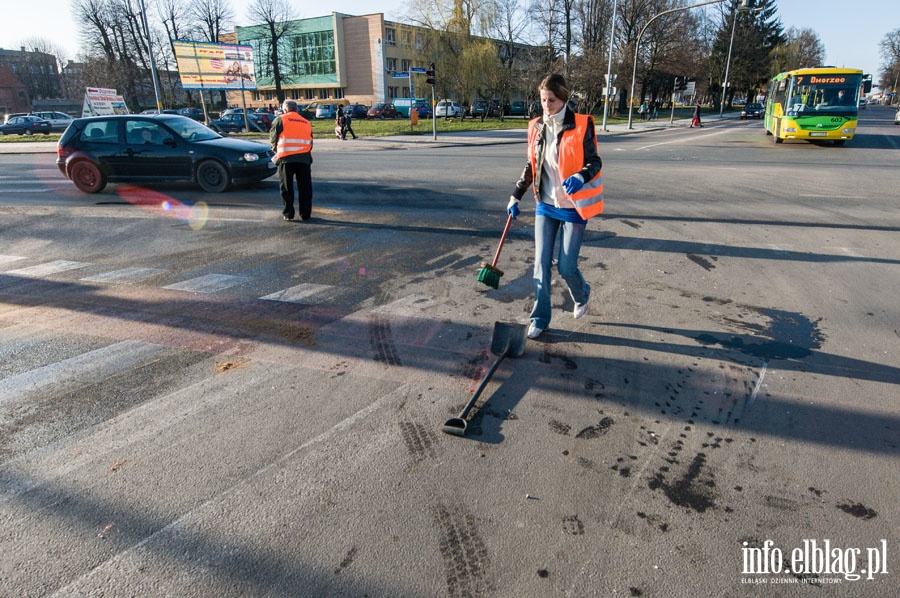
[342,110,357,140]
[690,101,703,127]
[270,100,314,221]
[639,101,648,121]
[506,73,604,340]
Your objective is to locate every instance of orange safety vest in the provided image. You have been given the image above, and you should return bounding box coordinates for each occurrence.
[275,112,313,161]
[527,113,604,220]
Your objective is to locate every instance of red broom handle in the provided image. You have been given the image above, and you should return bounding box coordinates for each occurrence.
[491,213,514,268]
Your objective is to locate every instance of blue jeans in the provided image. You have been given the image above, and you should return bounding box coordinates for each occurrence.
[530,214,589,329]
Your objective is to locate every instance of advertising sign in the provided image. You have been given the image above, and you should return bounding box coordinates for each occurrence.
[82,87,129,117]
[173,40,257,90]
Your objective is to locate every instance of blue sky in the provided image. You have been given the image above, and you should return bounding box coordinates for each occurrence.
[1,2,894,89]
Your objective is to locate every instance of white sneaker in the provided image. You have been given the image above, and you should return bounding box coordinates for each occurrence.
[574,295,590,319]
[527,324,544,339]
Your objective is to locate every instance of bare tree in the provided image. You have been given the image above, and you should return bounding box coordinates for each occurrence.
[245,0,297,104]
[880,28,900,103]
[188,0,235,43]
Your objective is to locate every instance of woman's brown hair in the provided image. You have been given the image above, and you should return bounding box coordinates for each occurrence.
[539,74,570,102]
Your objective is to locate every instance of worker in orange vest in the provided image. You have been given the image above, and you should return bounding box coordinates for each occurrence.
[270,100,314,221]
[507,73,604,340]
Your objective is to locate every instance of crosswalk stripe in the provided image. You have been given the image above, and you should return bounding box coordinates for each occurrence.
[260,283,340,304]
[81,267,165,284]
[6,260,90,277]
[163,274,249,293]
[0,255,27,266]
[0,340,167,405]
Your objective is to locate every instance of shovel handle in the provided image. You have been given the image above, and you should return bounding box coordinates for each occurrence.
[458,352,507,420]
[490,214,514,269]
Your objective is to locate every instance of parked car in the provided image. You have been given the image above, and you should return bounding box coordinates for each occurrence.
[342,104,369,119]
[367,103,398,119]
[208,112,269,133]
[415,102,432,118]
[435,100,464,118]
[508,101,527,117]
[30,111,76,131]
[140,108,179,115]
[3,112,29,124]
[393,98,429,118]
[300,102,319,118]
[740,102,764,119]
[316,103,345,119]
[56,114,276,194]
[0,115,52,135]
[858,98,867,109]
[176,107,205,121]
[469,100,496,119]
[895,109,900,125]
[250,111,274,129]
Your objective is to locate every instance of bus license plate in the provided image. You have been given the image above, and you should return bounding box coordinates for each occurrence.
[809,132,827,137]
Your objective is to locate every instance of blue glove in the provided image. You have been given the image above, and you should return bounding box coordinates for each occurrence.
[563,174,584,194]
[507,196,520,220]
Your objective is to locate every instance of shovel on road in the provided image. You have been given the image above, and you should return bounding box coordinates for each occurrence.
[442,321,528,437]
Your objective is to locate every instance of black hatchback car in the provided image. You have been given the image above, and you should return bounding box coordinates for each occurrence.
[740,102,764,119]
[56,115,276,193]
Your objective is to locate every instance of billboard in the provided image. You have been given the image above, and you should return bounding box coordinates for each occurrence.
[82,87,129,117]
[173,40,257,90]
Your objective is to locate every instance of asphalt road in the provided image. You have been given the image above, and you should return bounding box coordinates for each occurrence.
[1,108,898,596]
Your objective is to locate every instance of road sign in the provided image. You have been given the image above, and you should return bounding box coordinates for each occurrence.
[391,72,410,78]
[410,67,427,73]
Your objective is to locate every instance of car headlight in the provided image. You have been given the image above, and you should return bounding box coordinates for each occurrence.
[842,128,853,134]
[785,127,797,133]
[242,152,259,162]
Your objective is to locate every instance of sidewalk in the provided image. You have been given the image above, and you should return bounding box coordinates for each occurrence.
[0,114,721,155]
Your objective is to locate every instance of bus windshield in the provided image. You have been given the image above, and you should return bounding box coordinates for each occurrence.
[786,73,862,117]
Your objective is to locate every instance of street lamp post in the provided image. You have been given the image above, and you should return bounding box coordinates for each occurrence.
[629,0,725,129]
[720,1,763,117]
[138,0,163,111]
[602,0,619,132]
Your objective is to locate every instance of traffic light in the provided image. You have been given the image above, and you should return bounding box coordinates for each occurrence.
[426,63,436,86]
[862,74,873,93]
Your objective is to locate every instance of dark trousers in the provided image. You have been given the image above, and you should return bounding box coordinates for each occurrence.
[278,161,312,220]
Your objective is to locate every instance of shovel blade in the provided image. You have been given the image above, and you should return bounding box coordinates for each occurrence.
[442,417,467,436]
[490,321,528,358]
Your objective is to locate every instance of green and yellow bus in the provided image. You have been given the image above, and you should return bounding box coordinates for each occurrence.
[764,67,863,146]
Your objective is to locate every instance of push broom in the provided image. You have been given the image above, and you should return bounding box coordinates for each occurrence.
[477,213,514,289]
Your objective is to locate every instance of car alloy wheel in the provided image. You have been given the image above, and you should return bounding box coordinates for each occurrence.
[196,160,230,193]
[70,161,107,193]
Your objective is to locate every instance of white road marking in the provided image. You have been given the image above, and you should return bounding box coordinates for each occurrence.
[81,267,166,284]
[260,283,340,303]
[163,274,249,293]
[748,361,768,406]
[7,260,90,277]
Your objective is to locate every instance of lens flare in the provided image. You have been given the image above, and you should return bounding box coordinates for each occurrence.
[117,186,209,230]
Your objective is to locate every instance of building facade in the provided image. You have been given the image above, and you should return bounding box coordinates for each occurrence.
[228,12,537,110]
[0,47,62,107]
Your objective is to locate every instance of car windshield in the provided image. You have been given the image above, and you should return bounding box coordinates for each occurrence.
[159,116,221,141]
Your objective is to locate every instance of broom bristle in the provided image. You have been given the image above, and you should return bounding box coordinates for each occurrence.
[477,266,502,289]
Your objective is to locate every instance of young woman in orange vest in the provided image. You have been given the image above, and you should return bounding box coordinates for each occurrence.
[507,73,604,339]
